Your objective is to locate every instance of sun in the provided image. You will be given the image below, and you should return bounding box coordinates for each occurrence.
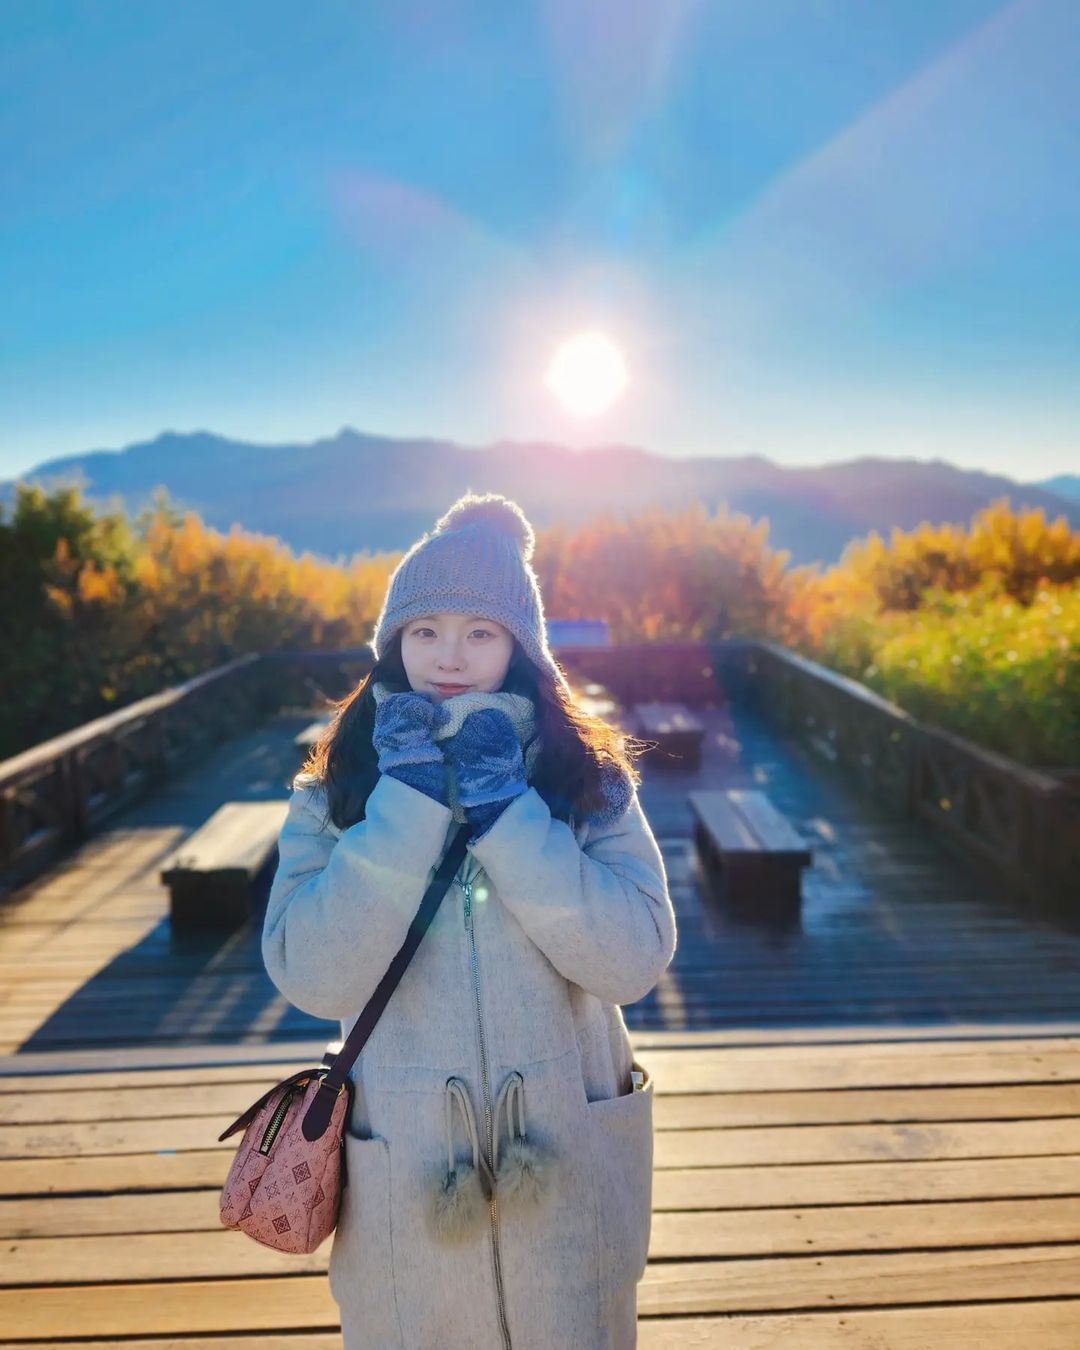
[544,331,629,417]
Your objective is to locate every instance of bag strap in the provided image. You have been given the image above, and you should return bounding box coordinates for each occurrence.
[300,822,472,1141]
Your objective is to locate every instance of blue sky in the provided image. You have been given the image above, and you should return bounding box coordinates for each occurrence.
[1,0,1077,482]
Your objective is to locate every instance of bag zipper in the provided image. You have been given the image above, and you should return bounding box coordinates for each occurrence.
[258,1080,305,1155]
[462,873,513,1350]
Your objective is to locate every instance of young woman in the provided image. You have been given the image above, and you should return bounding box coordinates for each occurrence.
[261,490,678,1349]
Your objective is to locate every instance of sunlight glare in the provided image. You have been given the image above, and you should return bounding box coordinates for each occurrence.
[544,331,629,417]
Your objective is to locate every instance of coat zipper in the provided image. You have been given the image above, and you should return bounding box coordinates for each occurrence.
[462,872,513,1350]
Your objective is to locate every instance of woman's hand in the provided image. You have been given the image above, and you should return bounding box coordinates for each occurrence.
[372,691,453,805]
[442,708,528,841]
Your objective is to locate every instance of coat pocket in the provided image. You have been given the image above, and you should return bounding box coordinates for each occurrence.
[327,1130,404,1346]
[584,1060,655,1324]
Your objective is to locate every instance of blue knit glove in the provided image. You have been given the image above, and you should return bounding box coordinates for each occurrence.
[372,692,453,806]
[443,708,528,842]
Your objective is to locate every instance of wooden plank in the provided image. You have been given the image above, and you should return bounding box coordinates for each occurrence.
[631,1023,1080,1046]
[4,928,1076,970]
[9,1078,1080,1130]
[3,1021,1080,1078]
[4,1227,332,1282]
[0,1042,333,1074]
[5,1306,1080,1350]
[24,985,1080,1024]
[6,1035,1080,1092]
[6,1197,1080,1283]
[0,1149,229,1196]
[728,789,813,856]
[647,1197,1080,1259]
[11,988,1080,1050]
[622,1306,1078,1350]
[12,945,1048,974]
[6,1306,1080,1350]
[651,1117,1080,1167]
[0,1189,218,1237]
[633,1246,1080,1316]
[6,1166,1080,1236]
[654,1156,1080,1208]
[7,1111,1080,1167]
[635,1046,1080,1090]
[9,990,1080,1033]
[8,1149,1079,1208]
[650,1081,1080,1127]
[0,1062,324,1092]
[4,1248,1080,1338]
[673,1301,1080,1349]
[17,1002,1080,1052]
[0,1275,339,1339]
[0,1341,343,1350]
[0,1340,343,1350]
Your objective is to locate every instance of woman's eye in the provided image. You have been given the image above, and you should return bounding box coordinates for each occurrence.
[412,628,492,639]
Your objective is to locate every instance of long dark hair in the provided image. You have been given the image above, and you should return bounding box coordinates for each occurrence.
[299,628,645,832]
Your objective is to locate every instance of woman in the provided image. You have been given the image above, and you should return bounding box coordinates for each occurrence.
[262,490,678,1348]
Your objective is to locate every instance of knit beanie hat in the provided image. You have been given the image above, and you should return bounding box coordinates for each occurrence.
[370,491,572,699]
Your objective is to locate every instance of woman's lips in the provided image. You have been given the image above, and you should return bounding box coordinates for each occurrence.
[432,682,471,692]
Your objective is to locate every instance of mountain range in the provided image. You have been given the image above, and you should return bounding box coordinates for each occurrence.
[2,428,1076,568]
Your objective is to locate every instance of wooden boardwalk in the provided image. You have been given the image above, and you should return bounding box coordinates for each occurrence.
[2,705,1080,1343]
[3,1029,1080,1345]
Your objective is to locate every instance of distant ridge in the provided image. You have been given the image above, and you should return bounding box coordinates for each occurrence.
[1035,473,1080,501]
[3,427,1076,569]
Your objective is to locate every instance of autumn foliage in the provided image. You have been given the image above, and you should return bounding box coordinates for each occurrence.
[780,499,1079,766]
[1,484,1076,767]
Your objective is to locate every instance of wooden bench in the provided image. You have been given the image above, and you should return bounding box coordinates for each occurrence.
[632,702,705,769]
[160,800,289,933]
[689,788,812,922]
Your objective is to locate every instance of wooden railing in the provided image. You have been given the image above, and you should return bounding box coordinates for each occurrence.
[0,655,281,888]
[745,641,1078,919]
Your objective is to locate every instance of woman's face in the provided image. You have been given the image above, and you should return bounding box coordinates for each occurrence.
[400,612,515,700]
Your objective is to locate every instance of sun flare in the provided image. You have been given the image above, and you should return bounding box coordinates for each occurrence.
[544,331,629,417]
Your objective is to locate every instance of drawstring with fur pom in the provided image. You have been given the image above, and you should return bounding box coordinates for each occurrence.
[428,1072,559,1244]
[492,1071,557,1209]
[427,1078,493,1243]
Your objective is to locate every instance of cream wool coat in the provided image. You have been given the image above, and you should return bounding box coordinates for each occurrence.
[262,766,678,1350]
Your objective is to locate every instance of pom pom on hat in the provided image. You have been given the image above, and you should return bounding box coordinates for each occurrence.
[432,491,536,565]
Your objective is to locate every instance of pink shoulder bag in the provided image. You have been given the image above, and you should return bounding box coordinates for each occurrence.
[217,823,471,1253]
